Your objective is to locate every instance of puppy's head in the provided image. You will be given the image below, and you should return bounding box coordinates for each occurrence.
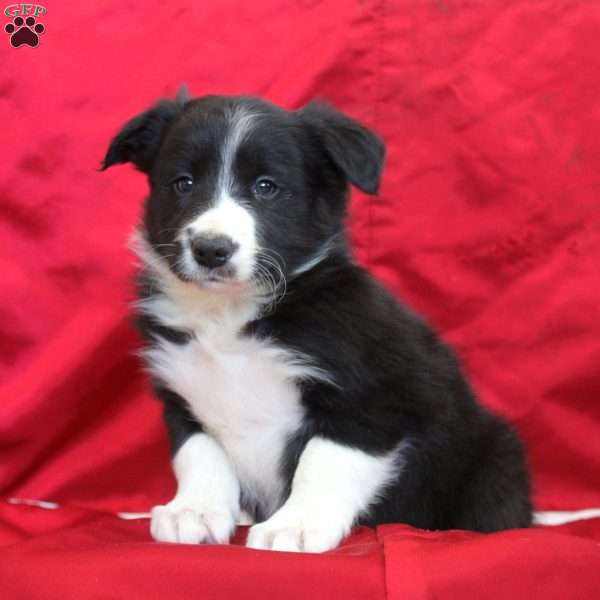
[102,90,384,292]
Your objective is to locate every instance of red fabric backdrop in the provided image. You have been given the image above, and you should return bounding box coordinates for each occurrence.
[1,1,599,598]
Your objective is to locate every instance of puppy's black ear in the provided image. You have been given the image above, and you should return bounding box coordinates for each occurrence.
[298,102,385,194]
[175,83,191,106]
[100,97,184,174]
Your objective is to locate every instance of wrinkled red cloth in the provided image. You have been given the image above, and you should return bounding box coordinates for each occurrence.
[1,1,599,598]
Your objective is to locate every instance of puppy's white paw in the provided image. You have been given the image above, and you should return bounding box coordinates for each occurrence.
[246,506,346,553]
[150,502,236,544]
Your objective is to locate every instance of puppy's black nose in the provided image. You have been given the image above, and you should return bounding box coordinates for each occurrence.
[190,235,237,269]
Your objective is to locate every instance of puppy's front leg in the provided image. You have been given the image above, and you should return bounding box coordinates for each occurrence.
[151,430,240,545]
[247,437,398,553]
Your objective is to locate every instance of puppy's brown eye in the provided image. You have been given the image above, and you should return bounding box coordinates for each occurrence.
[173,176,194,195]
[254,177,279,199]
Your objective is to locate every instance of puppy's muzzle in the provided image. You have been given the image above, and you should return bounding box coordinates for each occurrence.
[190,234,239,270]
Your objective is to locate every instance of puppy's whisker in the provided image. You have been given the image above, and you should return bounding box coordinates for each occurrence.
[253,251,287,312]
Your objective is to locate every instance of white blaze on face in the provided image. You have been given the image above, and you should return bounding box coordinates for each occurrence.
[182,108,259,282]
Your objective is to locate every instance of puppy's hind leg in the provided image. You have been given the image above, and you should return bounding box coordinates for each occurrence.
[453,418,532,532]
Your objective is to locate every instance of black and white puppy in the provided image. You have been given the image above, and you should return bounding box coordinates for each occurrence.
[102,89,532,552]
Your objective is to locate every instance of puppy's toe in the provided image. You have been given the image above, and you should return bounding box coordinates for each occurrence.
[175,508,210,544]
[301,528,340,553]
[246,514,343,553]
[202,509,237,543]
[150,503,235,544]
[270,529,302,552]
[150,505,179,542]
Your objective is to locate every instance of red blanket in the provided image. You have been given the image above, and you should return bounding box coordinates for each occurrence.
[1,1,599,597]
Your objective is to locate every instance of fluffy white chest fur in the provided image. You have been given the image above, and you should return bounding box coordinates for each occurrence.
[139,282,325,517]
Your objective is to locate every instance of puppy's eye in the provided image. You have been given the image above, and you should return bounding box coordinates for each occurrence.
[254,177,279,199]
[172,176,194,195]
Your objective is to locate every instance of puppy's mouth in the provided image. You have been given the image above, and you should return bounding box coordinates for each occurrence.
[176,262,247,289]
[194,269,246,289]
[138,233,255,292]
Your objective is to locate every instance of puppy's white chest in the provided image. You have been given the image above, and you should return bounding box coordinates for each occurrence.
[146,318,307,516]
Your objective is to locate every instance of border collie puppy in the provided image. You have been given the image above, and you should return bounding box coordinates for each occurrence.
[102,89,532,552]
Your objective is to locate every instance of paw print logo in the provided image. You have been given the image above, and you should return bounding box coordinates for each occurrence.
[4,16,45,48]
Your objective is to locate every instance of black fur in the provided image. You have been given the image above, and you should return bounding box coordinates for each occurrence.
[157,387,202,456]
[298,102,385,194]
[101,99,185,173]
[104,93,532,533]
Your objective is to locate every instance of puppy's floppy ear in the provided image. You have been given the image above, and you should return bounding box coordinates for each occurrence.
[100,92,187,173]
[298,102,385,195]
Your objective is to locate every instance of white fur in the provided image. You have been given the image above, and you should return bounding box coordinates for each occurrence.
[179,107,260,283]
[219,107,259,194]
[246,437,405,553]
[136,237,335,521]
[151,433,240,543]
[183,192,257,281]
